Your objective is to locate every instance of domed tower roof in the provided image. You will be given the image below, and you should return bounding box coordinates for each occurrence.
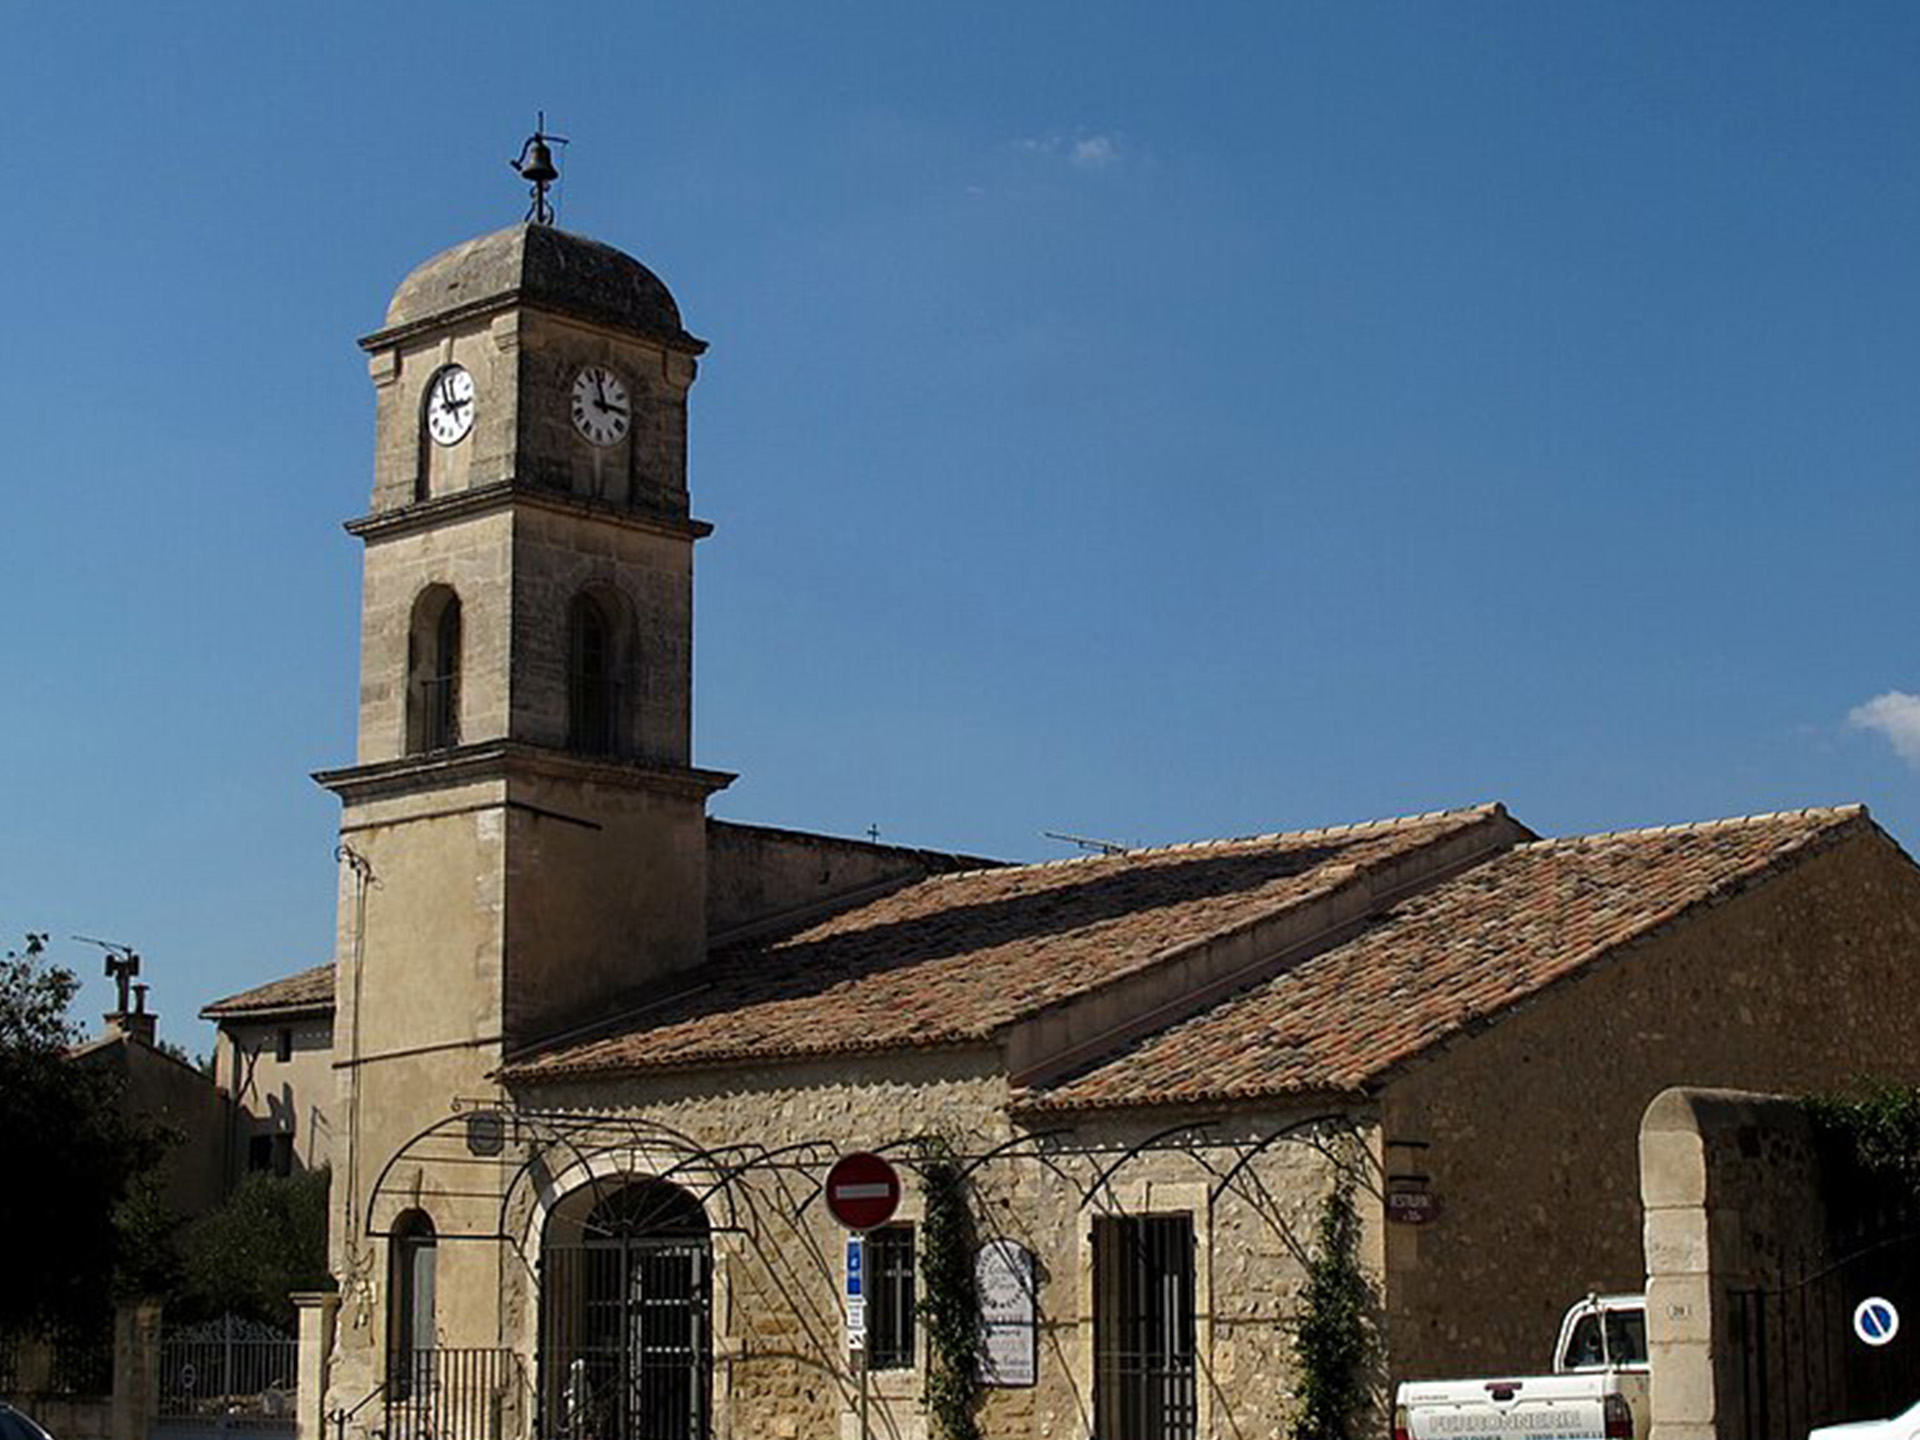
[367,223,704,352]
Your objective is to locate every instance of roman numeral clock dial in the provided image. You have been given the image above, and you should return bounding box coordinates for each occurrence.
[424,364,476,446]
[572,365,631,447]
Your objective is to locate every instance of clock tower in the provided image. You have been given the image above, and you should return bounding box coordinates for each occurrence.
[315,213,733,1372]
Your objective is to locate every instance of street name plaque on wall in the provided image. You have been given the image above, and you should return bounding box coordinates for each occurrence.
[977,1238,1037,1387]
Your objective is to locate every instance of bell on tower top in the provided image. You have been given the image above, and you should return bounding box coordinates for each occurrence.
[510,114,566,226]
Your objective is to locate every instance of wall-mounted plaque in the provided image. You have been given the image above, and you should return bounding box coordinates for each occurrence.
[976,1238,1037,1387]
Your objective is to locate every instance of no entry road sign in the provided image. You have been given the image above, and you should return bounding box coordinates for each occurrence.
[826,1151,901,1230]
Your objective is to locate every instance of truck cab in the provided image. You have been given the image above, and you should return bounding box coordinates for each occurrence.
[1395,1295,1650,1440]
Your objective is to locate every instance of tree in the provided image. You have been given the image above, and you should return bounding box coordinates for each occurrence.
[178,1169,332,1328]
[0,934,165,1332]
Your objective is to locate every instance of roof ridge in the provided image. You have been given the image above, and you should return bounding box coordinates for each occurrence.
[916,802,1510,884]
[1523,804,1867,850]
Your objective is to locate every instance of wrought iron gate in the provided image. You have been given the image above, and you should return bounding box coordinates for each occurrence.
[1730,1229,1920,1440]
[539,1241,711,1440]
[158,1315,298,1436]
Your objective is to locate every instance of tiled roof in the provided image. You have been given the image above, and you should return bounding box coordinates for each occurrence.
[200,963,335,1019]
[503,806,1510,1081]
[1022,807,1871,1111]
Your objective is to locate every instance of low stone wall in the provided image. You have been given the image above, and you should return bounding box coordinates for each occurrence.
[0,1300,160,1440]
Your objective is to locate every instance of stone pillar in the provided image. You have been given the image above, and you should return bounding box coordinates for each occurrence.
[293,1291,342,1440]
[109,1298,162,1440]
[1641,1091,1716,1440]
[1639,1088,1825,1440]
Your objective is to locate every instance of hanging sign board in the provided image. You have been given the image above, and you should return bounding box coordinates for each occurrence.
[1387,1190,1441,1226]
[976,1238,1037,1387]
[827,1152,902,1231]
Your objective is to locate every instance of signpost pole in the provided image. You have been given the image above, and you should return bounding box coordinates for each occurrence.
[827,1154,899,1440]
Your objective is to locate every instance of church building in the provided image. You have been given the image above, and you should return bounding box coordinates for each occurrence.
[278,193,1920,1440]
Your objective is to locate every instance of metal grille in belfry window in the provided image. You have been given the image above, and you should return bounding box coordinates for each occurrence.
[1093,1214,1197,1440]
[867,1225,916,1370]
[568,595,617,755]
[422,598,461,751]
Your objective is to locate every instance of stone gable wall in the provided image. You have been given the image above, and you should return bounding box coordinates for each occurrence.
[1380,829,1920,1387]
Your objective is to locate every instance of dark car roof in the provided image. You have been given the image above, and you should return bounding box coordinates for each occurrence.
[0,1405,53,1440]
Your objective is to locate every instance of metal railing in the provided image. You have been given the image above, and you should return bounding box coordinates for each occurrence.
[158,1315,297,1427]
[45,1324,113,1398]
[383,1348,524,1440]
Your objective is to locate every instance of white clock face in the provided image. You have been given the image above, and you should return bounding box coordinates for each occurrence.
[572,365,631,448]
[425,365,476,446]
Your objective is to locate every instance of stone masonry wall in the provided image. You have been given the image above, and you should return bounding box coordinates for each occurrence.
[347,1052,1380,1440]
[1379,828,1920,1387]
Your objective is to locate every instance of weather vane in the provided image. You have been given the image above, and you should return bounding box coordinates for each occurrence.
[510,112,568,226]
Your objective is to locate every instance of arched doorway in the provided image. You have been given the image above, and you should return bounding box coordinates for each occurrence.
[539,1178,712,1440]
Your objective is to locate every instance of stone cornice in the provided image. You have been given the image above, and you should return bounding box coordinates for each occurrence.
[358,291,707,358]
[344,481,712,545]
[314,741,735,806]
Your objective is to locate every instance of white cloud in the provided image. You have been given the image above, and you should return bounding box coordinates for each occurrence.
[1070,134,1120,170]
[1016,131,1124,171]
[1848,691,1920,766]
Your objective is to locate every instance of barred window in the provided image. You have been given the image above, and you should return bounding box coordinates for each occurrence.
[1094,1214,1196,1440]
[867,1225,916,1371]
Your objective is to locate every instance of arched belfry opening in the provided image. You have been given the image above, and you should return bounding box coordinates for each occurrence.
[405,586,462,753]
[539,1177,712,1440]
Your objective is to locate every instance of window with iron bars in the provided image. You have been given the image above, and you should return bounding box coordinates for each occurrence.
[1093,1214,1196,1440]
[866,1225,916,1371]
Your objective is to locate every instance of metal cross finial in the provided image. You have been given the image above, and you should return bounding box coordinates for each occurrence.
[510,112,569,226]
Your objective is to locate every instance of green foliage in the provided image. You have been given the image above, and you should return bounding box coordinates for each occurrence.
[0,932,166,1331]
[1292,1178,1373,1440]
[178,1169,332,1328]
[916,1137,982,1440]
[1805,1081,1920,1191]
[115,1170,187,1302]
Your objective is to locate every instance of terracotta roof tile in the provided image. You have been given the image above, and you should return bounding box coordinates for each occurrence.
[1021,806,1869,1110]
[503,806,1508,1080]
[200,963,335,1019]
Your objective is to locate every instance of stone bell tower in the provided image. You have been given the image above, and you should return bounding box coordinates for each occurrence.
[314,204,733,1369]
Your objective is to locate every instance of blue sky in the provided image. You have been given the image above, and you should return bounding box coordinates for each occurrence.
[6,3,1920,1051]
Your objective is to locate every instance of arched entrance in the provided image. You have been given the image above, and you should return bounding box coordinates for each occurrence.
[539,1178,712,1440]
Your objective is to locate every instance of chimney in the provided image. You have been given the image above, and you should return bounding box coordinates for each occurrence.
[104,981,157,1046]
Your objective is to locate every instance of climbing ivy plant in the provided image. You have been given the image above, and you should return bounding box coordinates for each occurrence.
[1291,1176,1372,1440]
[917,1136,983,1440]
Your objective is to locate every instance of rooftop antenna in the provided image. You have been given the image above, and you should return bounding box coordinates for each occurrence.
[74,935,141,1013]
[1042,830,1130,857]
[510,112,568,226]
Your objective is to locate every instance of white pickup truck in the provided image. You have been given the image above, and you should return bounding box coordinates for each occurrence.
[1395,1294,1650,1440]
